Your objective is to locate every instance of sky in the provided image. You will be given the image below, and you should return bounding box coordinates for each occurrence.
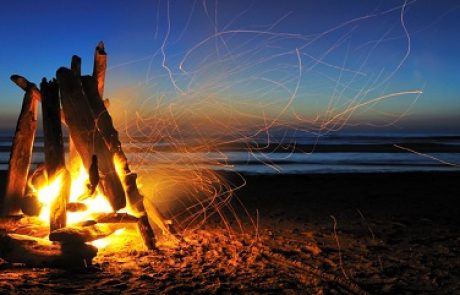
[0,0,459,134]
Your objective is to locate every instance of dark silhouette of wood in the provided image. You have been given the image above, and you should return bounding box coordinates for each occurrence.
[71,55,81,76]
[88,154,99,195]
[56,64,126,211]
[81,76,125,163]
[40,78,69,231]
[20,193,41,216]
[81,75,146,210]
[40,78,65,177]
[2,76,40,216]
[0,233,97,268]
[138,214,156,250]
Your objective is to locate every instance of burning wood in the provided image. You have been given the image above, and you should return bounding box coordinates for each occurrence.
[2,76,40,217]
[0,42,169,268]
[40,78,69,231]
[40,78,65,177]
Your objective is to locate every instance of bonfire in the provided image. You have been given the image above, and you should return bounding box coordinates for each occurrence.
[0,42,172,268]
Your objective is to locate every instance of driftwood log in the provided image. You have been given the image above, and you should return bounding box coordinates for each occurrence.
[56,64,126,211]
[91,212,138,223]
[40,78,65,177]
[40,78,69,230]
[2,76,40,216]
[49,223,119,243]
[83,42,143,212]
[93,41,106,99]
[0,233,97,268]
[81,76,144,213]
[138,214,156,250]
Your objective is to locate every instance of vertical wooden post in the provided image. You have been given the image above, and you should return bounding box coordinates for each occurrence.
[138,214,156,250]
[2,76,40,216]
[40,78,68,230]
[41,78,65,176]
[93,41,107,99]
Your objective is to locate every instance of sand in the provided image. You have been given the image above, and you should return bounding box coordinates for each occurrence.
[1,171,459,294]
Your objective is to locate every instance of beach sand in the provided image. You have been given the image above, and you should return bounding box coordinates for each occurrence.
[1,171,459,294]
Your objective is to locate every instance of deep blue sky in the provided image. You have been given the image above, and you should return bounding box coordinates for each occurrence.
[0,0,459,133]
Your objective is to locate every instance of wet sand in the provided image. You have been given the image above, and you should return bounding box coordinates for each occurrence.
[1,171,459,294]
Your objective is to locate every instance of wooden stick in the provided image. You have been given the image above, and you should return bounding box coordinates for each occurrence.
[92,41,107,99]
[41,78,69,230]
[81,75,147,211]
[71,55,81,76]
[56,65,126,211]
[137,214,156,250]
[81,76,125,162]
[2,76,40,216]
[40,78,65,177]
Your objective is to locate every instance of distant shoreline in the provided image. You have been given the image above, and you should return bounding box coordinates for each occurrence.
[1,142,460,153]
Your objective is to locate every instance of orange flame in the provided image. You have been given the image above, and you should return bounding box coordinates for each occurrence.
[30,156,141,249]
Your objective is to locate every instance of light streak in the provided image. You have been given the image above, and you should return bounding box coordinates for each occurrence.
[101,1,432,237]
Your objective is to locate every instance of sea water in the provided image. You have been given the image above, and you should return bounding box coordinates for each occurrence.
[1,131,459,174]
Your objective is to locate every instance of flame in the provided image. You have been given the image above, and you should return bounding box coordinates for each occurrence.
[31,156,138,249]
[36,171,64,222]
[67,162,113,225]
[34,159,113,226]
[28,150,161,252]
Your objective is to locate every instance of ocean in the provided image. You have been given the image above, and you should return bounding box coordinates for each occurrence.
[1,130,459,174]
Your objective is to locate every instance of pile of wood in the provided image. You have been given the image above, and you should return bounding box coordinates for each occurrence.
[0,42,168,268]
